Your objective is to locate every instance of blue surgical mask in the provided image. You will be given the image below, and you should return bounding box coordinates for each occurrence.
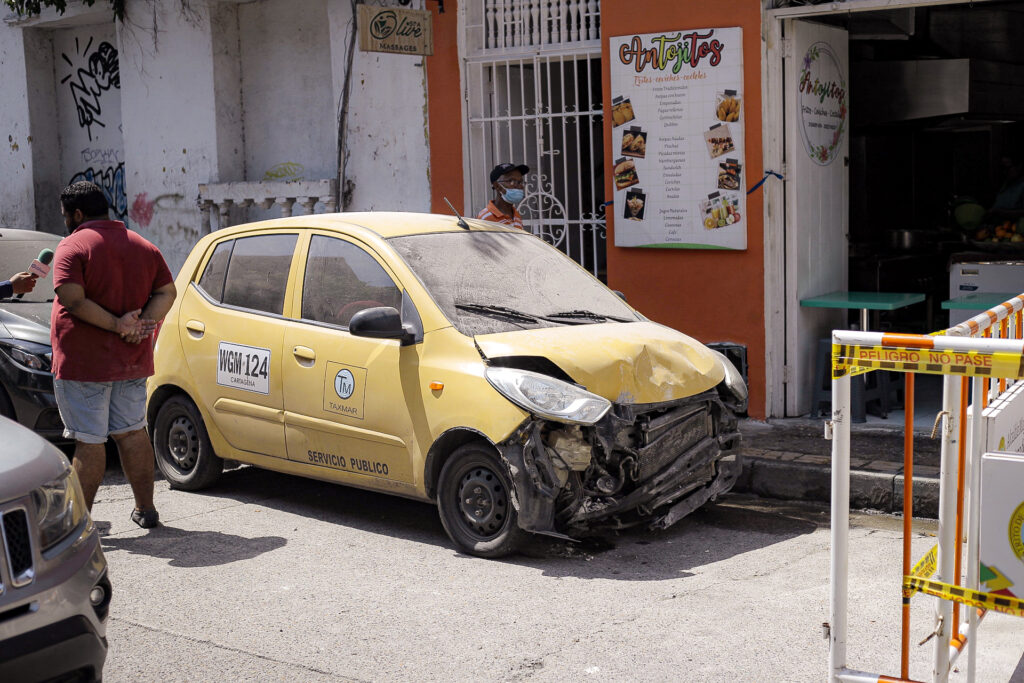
[501,188,525,204]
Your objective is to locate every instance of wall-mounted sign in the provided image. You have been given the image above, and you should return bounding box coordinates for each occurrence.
[797,41,848,166]
[610,28,746,250]
[358,5,433,56]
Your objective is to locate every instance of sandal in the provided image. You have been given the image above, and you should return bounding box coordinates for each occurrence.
[130,508,160,529]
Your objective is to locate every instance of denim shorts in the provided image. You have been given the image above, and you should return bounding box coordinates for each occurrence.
[53,377,148,444]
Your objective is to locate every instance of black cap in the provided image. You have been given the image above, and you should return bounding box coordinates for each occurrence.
[490,162,530,184]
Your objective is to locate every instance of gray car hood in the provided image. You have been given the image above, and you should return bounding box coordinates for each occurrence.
[0,302,52,346]
[0,416,69,503]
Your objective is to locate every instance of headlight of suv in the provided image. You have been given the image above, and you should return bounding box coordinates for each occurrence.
[31,469,88,551]
[0,339,52,372]
[711,350,748,411]
[485,366,611,425]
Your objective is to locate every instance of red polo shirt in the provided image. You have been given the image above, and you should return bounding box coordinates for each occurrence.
[50,220,173,381]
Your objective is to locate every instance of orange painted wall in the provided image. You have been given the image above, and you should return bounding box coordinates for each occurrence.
[601,0,766,418]
[426,0,466,215]
[426,0,767,417]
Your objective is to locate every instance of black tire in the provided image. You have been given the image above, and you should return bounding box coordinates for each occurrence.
[436,443,526,558]
[152,394,222,490]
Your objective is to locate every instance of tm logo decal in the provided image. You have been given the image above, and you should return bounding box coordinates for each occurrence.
[335,369,355,400]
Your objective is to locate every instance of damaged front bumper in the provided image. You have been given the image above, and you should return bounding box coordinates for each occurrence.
[497,389,741,538]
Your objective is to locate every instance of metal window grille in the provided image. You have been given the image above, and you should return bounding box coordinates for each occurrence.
[464,1,606,279]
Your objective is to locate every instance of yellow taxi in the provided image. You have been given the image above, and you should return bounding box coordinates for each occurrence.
[148,213,746,557]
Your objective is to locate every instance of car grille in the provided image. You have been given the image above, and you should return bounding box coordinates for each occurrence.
[1,508,35,590]
[634,402,712,482]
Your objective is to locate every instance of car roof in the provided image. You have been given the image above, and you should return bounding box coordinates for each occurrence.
[209,212,519,240]
[0,228,63,242]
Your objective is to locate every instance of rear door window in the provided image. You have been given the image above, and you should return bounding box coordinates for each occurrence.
[219,234,298,315]
[196,240,233,302]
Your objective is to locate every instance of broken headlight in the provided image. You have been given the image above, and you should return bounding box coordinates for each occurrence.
[485,366,611,425]
[711,349,747,411]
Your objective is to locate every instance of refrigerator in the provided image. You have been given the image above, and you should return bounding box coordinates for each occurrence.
[949,260,1024,326]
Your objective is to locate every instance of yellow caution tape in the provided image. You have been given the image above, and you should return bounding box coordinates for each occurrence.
[833,344,1024,380]
[911,544,938,579]
[903,576,1024,618]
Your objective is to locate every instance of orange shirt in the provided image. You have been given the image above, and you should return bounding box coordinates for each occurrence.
[476,201,524,229]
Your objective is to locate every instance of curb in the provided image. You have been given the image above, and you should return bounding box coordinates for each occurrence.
[733,449,940,518]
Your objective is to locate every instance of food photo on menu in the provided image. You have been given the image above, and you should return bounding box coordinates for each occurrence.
[716,89,741,122]
[611,95,636,127]
[704,124,735,159]
[613,157,639,190]
[621,127,647,159]
[718,159,741,191]
[700,191,742,230]
[624,188,646,221]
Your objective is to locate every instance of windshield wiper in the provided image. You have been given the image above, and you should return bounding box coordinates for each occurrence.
[546,309,634,323]
[454,303,540,323]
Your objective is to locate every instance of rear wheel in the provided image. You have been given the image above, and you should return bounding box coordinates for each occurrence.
[153,395,222,490]
[436,443,526,558]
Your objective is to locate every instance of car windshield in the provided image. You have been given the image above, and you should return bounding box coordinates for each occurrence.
[389,231,640,335]
[0,233,61,303]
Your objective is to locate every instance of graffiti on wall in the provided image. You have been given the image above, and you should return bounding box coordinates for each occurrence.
[70,163,127,220]
[60,37,120,142]
[128,192,197,242]
[264,162,305,181]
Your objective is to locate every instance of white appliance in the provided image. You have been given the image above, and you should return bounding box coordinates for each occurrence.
[949,260,1024,326]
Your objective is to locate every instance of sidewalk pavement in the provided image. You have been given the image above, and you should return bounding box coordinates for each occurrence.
[734,417,943,518]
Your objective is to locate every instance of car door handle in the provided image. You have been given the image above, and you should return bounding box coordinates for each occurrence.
[293,346,316,362]
[185,320,205,338]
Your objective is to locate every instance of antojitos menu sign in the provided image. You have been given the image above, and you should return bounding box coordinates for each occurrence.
[358,5,433,56]
[610,28,746,250]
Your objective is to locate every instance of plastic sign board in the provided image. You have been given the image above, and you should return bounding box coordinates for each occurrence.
[609,28,746,250]
[358,6,433,56]
[979,452,1024,600]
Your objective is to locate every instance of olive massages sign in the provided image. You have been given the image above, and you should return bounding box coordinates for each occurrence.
[610,28,746,250]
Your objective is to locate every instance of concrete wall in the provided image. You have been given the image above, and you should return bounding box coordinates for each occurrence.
[54,23,126,222]
[0,25,39,230]
[0,0,433,274]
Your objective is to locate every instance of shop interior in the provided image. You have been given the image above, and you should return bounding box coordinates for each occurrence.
[821,1,1024,335]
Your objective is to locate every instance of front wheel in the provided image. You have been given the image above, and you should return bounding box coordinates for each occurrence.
[436,443,526,558]
[152,394,222,490]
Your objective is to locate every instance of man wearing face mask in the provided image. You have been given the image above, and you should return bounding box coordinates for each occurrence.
[477,162,529,229]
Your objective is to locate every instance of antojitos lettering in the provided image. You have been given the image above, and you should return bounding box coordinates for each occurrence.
[618,31,724,74]
[799,70,846,105]
[307,450,390,476]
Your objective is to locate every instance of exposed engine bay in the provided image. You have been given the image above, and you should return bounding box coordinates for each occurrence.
[497,388,742,538]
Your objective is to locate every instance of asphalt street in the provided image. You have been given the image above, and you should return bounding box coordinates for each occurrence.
[92,464,1024,682]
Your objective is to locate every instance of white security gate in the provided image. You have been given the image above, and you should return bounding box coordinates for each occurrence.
[463,0,606,278]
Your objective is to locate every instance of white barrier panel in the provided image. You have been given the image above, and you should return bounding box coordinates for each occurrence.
[979,453,1024,600]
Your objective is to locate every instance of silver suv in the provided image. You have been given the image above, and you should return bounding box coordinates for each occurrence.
[0,416,109,682]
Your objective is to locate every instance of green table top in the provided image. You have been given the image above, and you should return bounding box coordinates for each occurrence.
[941,292,1021,310]
[800,291,926,311]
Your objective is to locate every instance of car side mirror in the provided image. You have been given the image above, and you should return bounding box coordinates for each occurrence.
[348,307,415,345]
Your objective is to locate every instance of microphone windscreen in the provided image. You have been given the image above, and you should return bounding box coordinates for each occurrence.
[38,248,54,265]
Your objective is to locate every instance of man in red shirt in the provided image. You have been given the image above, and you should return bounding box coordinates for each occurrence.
[52,181,177,529]
[476,162,529,229]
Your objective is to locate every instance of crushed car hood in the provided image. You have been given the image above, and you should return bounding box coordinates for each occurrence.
[475,321,724,404]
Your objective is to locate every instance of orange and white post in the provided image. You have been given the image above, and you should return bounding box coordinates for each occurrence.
[828,294,1024,683]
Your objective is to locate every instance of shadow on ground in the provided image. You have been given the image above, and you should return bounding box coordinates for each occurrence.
[155,464,819,581]
[101,526,287,568]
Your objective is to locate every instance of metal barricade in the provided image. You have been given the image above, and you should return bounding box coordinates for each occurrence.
[828,295,1024,683]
